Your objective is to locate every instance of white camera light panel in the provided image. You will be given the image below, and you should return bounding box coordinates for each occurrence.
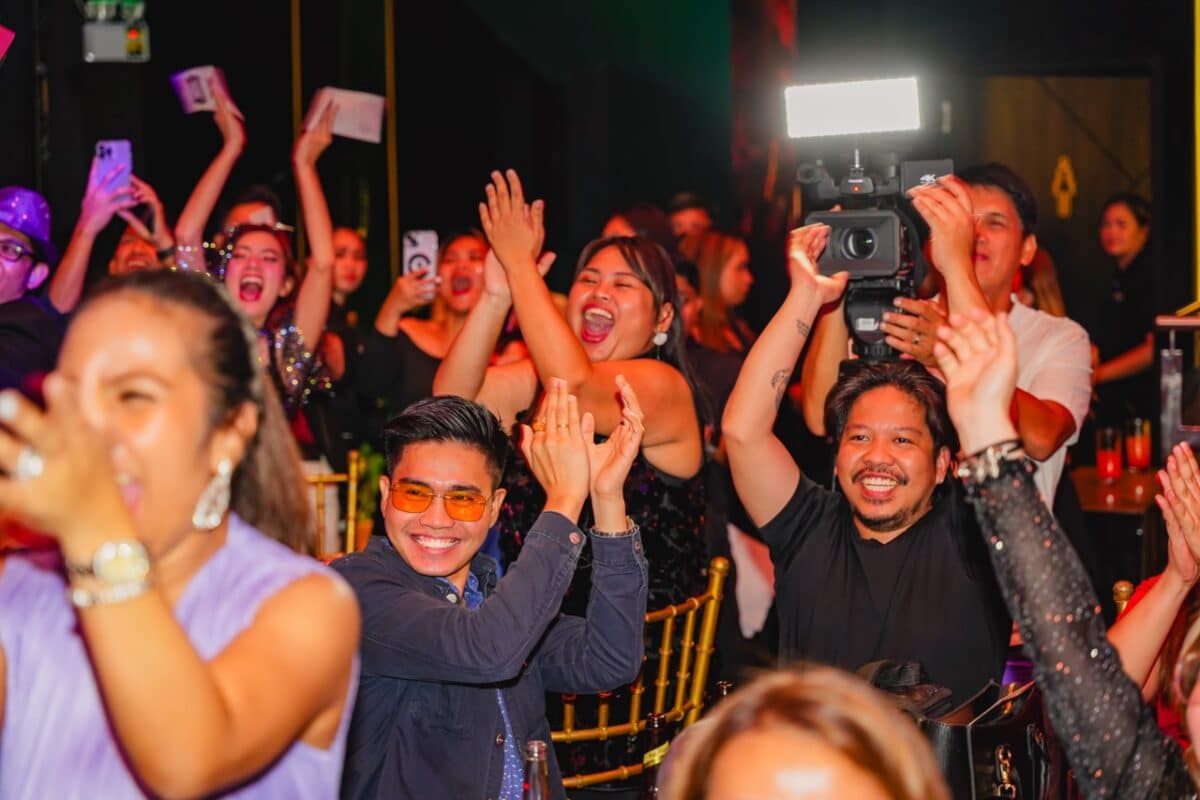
[785,77,920,138]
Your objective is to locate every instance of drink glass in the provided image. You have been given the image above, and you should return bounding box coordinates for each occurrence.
[1125,418,1151,471]
[1097,426,1122,482]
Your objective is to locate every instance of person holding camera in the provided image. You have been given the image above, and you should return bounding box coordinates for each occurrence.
[799,164,1091,505]
[721,231,1010,704]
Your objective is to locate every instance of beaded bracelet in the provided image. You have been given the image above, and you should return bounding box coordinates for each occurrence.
[589,518,639,538]
[955,438,1026,484]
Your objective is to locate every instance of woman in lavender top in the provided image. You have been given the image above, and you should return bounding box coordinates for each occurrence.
[0,269,359,798]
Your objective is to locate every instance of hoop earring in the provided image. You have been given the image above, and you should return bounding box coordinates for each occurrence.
[192,458,233,531]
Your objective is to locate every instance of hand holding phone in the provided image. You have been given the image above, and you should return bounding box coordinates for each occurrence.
[92,140,132,193]
[78,140,136,237]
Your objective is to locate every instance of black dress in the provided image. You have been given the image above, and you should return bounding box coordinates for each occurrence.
[496,442,706,615]
[964,456,1193,798]
[497,426,707,782]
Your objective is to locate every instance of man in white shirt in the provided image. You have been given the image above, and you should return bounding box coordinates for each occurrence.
[799,163,1091,503]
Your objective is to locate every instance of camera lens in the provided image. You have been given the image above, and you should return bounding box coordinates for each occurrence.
[844,229,876,259]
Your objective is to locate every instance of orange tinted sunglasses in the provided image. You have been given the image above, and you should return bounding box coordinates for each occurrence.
[389,481,491,522]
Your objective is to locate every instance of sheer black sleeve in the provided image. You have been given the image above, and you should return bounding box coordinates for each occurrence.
[962,457,1193,798]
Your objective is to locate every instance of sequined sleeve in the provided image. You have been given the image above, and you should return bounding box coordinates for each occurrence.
[963,457,1193,798]
[268,310,319,415]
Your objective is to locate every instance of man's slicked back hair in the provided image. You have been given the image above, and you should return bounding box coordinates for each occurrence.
[383,396,510,486]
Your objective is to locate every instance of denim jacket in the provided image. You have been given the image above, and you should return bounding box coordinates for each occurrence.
[333,511,649,799]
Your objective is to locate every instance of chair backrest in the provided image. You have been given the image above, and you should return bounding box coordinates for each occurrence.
[552,555,730,789]
[1113,579,1135,616]
[304,450,361,559]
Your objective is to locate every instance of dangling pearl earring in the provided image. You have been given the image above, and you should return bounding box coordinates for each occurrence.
[652,331,668,347]
[192,457,234,531]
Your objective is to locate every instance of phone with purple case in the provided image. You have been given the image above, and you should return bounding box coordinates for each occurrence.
[92,139,132,193]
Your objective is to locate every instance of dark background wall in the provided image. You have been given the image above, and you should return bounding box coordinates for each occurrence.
[0,0,1192,327]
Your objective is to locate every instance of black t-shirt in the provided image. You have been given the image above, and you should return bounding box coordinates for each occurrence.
[0,295,65,397]
[761,475,1011,705]
[1093,249,1157,421]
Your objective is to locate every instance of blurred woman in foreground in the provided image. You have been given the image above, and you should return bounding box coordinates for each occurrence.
[0,269,359,797]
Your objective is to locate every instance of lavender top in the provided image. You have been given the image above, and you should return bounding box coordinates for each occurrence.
[0,514,357,798]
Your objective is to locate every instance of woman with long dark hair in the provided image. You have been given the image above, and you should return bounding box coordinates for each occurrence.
[0,269,359,797]
[434,171,706,612]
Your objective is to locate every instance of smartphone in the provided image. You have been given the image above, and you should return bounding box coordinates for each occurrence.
[402,230,438,276]
[92,139,132,193]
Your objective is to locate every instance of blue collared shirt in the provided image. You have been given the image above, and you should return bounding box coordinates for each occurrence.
[438,572,523,800]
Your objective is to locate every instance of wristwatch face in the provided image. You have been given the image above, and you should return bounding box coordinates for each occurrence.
[93,540,151,584]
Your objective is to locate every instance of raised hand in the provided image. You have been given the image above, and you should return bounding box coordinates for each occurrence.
[518,378,590,521]
[1156,443,1200,586]
[881,296,948,368]
[584,375,646,502]
[78,161,137,237]
[786,226,848,306]
[932,308,1018,454]
[116,176,173,251]
[478,169,545,274]
[294,101,336,168]
[790,221,831,265]
[482,247,557,303]
[210,77,245,154]
[908,176,975,277]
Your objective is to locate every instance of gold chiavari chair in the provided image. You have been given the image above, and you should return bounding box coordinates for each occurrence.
[552,556,730,789]
[304,449,361,561]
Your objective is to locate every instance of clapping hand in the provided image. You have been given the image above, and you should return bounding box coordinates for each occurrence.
[1156,443,1200,586]
[479,170,546,275]
[786,225,848,307]
[932,308,1018,455]
[482,247,557,303]
[584,376,645,531]
[519,378,590,522]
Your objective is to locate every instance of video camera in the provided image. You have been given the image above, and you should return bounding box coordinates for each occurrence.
[785,78,951,360]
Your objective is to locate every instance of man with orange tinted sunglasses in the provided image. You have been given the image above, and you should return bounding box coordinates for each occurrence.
[334,379,649,800]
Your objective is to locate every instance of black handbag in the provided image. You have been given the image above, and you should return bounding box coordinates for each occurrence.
[859,661,1064,799]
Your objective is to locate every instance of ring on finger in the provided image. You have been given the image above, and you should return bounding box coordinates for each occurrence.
[531,420,547,433]
[13,445,44,482]
[913,332,922,346]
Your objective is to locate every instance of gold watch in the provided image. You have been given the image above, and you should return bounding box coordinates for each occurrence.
[68,540,151,584]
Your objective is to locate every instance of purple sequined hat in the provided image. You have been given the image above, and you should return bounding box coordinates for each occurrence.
[0,186,56,264]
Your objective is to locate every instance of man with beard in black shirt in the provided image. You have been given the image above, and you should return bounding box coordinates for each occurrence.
[722,233,1010,705]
